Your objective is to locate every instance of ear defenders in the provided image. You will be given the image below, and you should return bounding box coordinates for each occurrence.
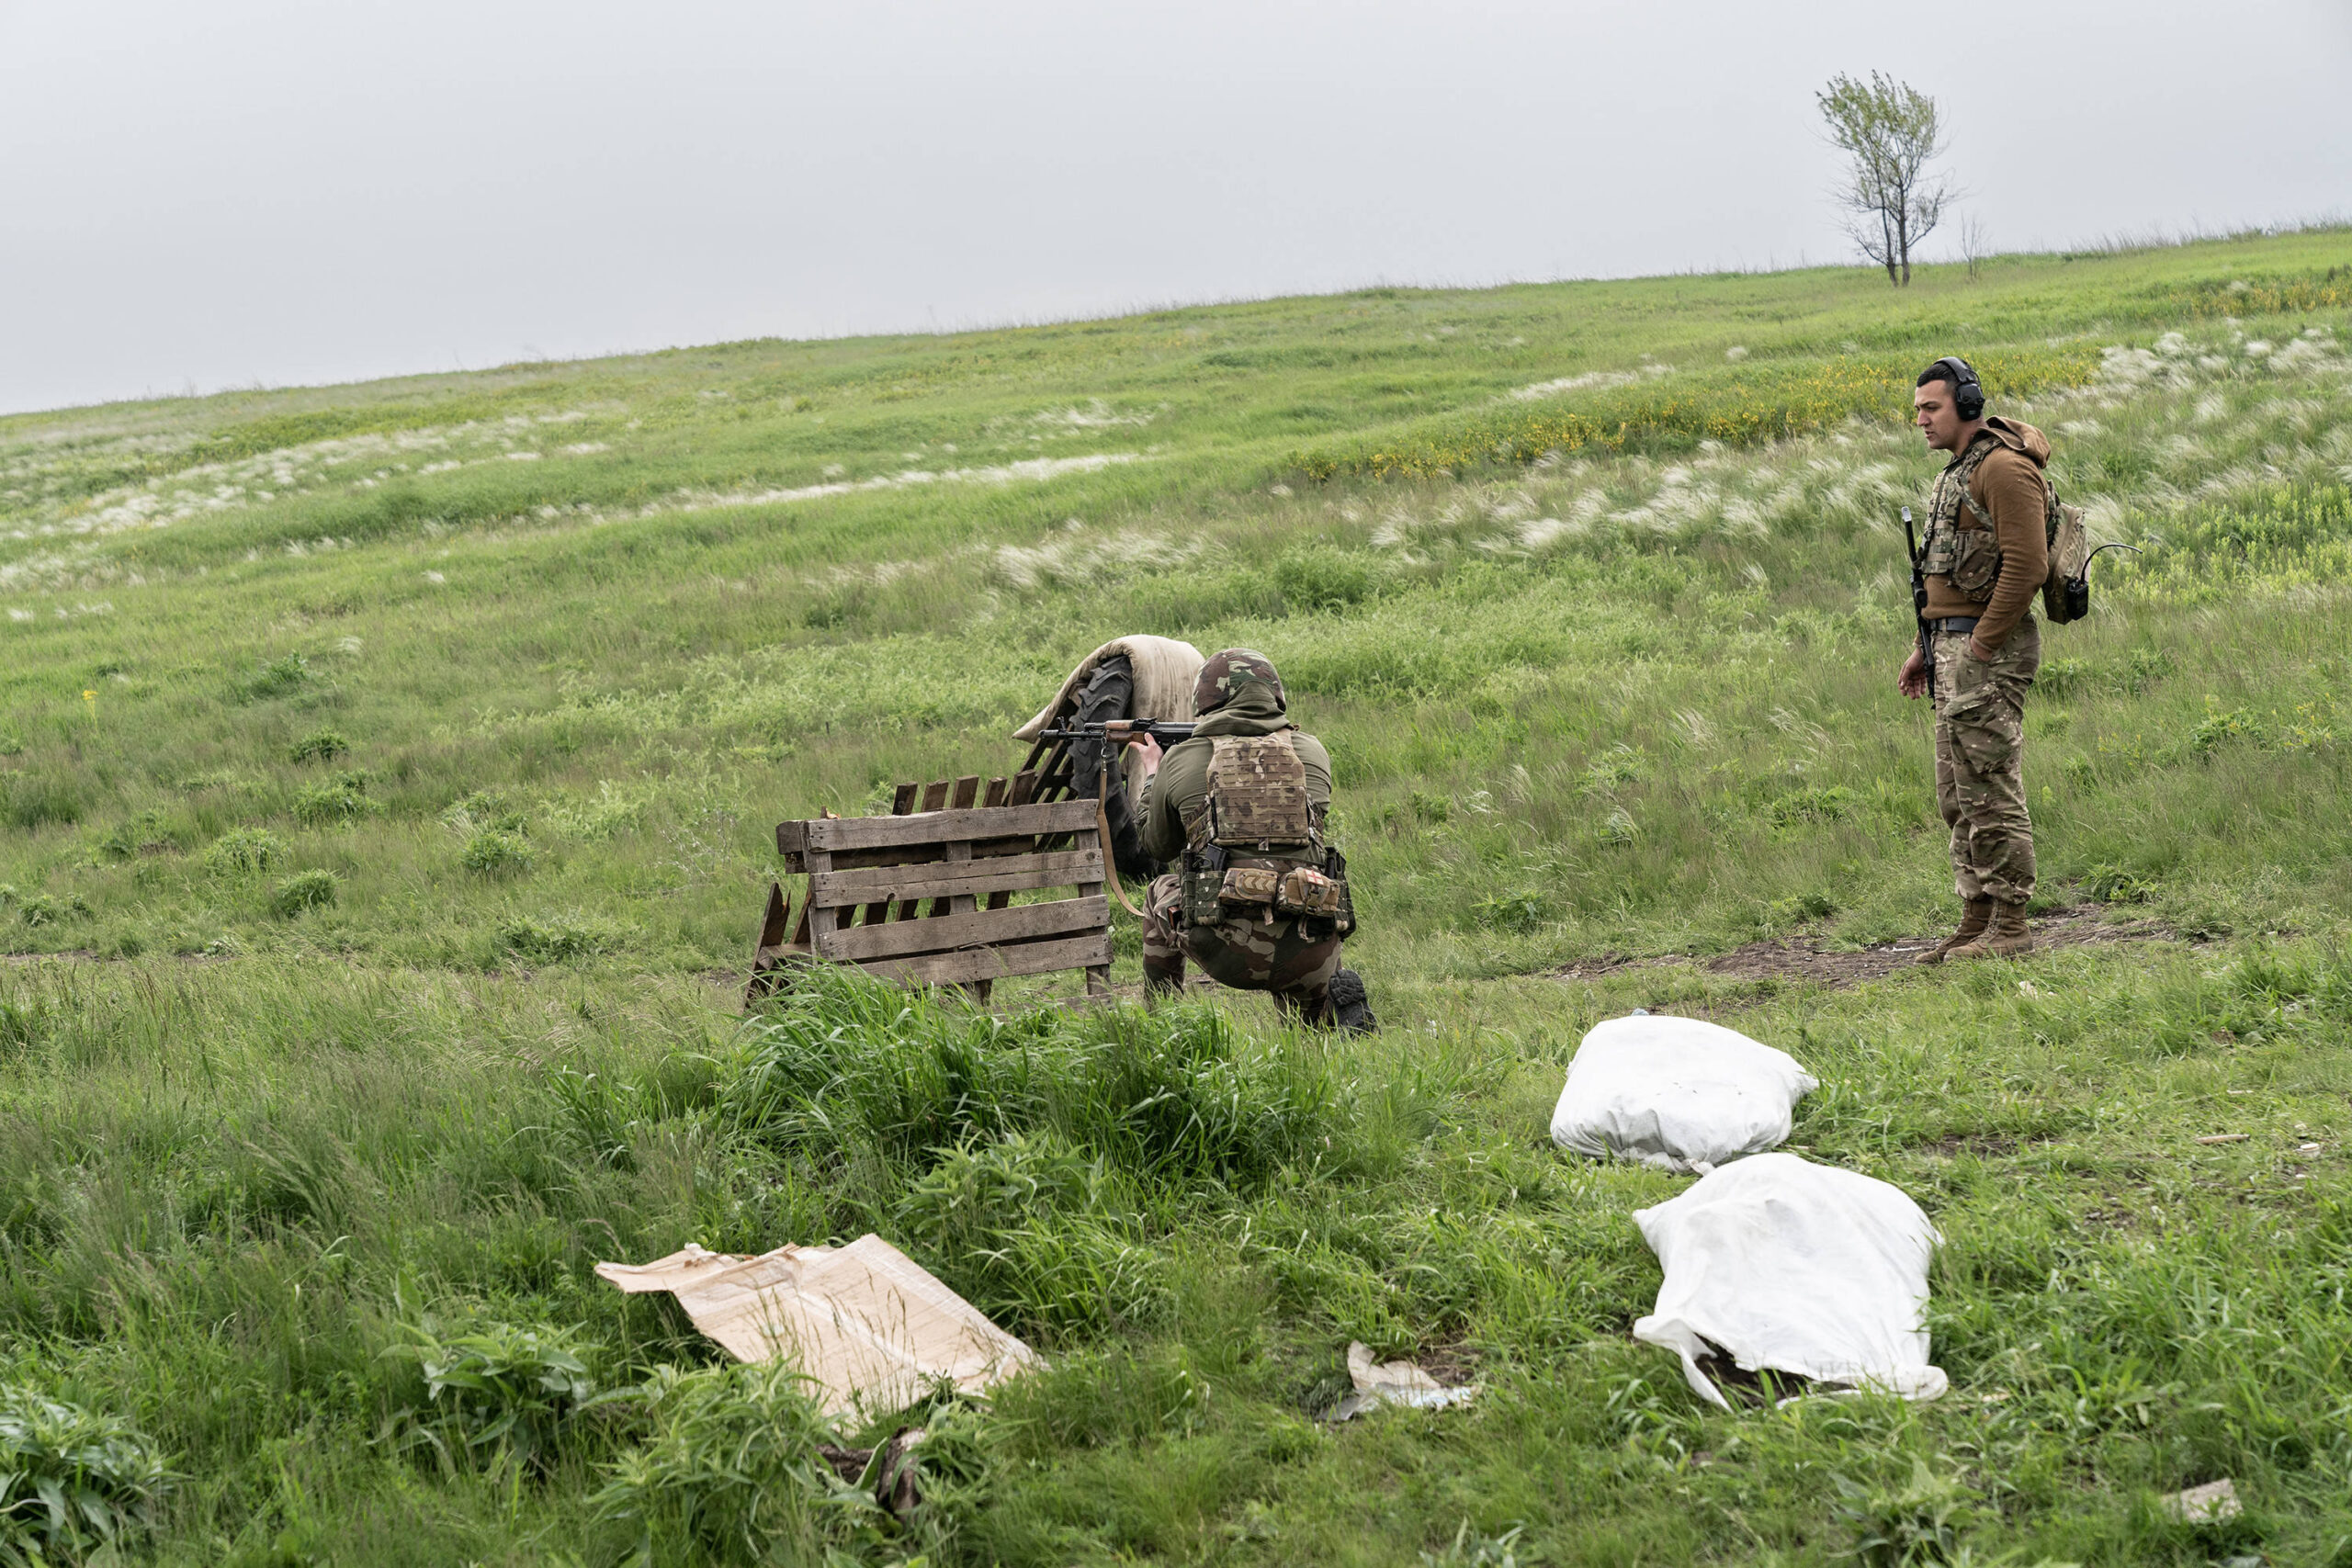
[1928,355,1985,421]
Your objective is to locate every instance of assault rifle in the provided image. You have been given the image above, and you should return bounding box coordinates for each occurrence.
[1903,504,1934,698]
[1038,718,1197,749]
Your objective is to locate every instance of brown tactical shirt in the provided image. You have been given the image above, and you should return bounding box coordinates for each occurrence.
[1924,417,2052,649]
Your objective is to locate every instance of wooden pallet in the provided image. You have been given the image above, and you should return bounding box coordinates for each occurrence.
[747,772,1111,1006]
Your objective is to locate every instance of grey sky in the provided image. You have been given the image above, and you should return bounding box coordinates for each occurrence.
[3,0,2346,415]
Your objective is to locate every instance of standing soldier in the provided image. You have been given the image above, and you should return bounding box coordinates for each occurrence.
[1899,356,2051,962]
[1130,649,1374,1031]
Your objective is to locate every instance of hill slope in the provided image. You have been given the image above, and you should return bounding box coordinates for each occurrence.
[0,231,2347,1563]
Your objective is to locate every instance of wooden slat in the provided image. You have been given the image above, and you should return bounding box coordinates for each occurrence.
[894,781,952,920]
[802,799,1099,852]
[861,784,920,925]
[754,881,790,949]
[860,931,1115,987]
[989,770,1045,915]
[933,778,983,922]
[820,896,1108,964]
[984,776,1017,910]
[808,848,1102,907]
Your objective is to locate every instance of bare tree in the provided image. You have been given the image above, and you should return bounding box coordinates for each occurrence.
[1958,212,1989,282]
[1816,72,1953,287]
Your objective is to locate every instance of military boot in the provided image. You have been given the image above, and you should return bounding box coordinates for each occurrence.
[1913,897,1994,966]
[1950,901,2033,961]
[1328,968,1378,1034]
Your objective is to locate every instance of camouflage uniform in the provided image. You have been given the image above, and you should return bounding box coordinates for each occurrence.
[1136,649,1363,1027]
[1140,872,1342,1020]
[1916,417,2053,920]
[1931,619,2040,904]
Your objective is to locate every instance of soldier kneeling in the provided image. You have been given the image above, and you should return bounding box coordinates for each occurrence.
[1131,649,1374,1032]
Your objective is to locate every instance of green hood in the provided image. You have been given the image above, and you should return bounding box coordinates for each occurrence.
[1192,685,1294,739]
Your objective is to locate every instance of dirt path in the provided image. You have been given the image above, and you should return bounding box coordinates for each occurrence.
[1554,906,2182,990]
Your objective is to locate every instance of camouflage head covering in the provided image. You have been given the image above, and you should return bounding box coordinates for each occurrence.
[1194,649,1285,716]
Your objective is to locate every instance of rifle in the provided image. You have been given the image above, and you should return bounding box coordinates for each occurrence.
[1035,718,1194,921]
[1037,718,1197,748]
[1904,504,1934,698]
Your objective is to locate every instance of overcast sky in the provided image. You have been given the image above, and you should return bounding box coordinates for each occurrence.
[3,1,2346,415]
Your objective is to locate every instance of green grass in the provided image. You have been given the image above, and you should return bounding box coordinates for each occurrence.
[0,229,2348,1562]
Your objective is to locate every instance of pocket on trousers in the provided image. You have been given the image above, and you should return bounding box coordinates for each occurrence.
[1942,644,1995,714]
[1949,708,2020,776]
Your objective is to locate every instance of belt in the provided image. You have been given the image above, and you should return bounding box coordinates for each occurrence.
[1928,616,1980,635]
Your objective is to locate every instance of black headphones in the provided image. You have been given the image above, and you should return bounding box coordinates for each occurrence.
[1928,355,1985,421]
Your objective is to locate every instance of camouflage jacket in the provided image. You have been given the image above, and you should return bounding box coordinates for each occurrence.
[1136,686,1332,864]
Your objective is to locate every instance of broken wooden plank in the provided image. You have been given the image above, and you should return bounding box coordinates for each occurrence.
[754,881,791,951]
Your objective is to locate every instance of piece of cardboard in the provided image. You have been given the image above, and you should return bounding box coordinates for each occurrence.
[595,1234,1040,1416]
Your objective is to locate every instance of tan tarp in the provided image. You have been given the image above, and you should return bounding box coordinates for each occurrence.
[1012,635,1206,743]
[595,1234,1041,1416]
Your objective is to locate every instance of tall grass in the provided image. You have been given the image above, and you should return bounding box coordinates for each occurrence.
[0,231,2345,1561]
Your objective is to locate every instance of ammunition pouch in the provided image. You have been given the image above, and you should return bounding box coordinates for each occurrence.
[1277,866,1342,918]
[1220,865,1283,909]
[1948,520,2001,599]
[1180,844,1229,928]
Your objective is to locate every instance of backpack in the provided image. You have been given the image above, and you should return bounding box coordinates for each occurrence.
[2039,482,2090,625]
[1958,448,2113,626]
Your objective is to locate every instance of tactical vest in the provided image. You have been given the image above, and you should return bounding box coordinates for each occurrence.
[1921,432,2077,613]
[1920,435,2007,601]
[1178,734,1353,936]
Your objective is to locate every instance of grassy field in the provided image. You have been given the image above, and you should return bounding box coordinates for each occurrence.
[0,228,2348,1564]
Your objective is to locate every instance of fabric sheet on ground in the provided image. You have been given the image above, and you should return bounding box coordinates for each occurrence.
[1631,1153,1947,1408]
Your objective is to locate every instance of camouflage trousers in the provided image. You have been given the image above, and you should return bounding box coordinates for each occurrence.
[1932,619,2040,905]
[1142,874,1343,1021]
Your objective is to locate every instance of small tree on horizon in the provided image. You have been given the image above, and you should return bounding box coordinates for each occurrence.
[1817,72,1953,287]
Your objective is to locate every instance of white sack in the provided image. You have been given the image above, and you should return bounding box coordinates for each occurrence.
[1549,1013,1816,1174]
[1632,1153,1947,1409]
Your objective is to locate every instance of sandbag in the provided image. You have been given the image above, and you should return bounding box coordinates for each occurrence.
[1548,1014,1816,1174]
[1632,1153,1947,1408]
[1012,635,1204,742]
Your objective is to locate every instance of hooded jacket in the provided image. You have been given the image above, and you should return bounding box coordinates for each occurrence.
[1136,685,1332,866]
[1925,416,2052,649]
